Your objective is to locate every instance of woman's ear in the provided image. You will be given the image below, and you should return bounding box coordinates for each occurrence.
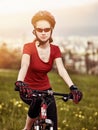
[32,30,36,35]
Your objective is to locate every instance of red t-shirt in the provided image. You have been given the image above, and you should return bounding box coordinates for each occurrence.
[23,41,61,90]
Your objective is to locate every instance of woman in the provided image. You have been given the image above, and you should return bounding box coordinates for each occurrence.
[15,10,82,130]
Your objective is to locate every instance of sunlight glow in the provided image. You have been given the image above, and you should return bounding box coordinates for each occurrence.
[0,0,98,40]
[0,0,97,14]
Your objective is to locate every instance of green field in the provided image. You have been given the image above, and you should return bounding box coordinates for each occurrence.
[0,69,98,130]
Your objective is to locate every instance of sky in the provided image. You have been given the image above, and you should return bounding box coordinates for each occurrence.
[0,0,98,42]
[0,0,97,14]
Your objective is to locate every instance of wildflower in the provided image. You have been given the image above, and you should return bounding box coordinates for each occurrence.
[79,114,82,118]
[18,104,22,108]
[94,112,98,116]
[65,124,69,127]
[89,116,92,120]
[60,107,64,111]
[0,104,2,109]
[24,107,28,111]
[81,128,85,130]
[62,119,66,124]
[75,113,78,117]
[81,115,85,119]
[14,101,19,106]
[93,127,97,130]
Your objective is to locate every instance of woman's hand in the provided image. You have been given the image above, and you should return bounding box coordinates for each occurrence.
[70,85,83,104]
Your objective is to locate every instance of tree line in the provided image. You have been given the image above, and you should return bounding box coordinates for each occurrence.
[0,43,21,69]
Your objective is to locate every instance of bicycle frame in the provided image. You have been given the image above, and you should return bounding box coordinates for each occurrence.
[31,90,73,130]
[33,96,53,130]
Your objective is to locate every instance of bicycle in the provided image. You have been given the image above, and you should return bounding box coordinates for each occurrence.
[25,89,73,130]
[15,86,73,130]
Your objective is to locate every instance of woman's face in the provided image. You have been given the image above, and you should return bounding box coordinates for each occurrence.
[34,20,52,43]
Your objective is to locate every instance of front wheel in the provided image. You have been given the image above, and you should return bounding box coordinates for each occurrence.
[32,120,40,130]
[50,127,53,130]
[32,119,54,130]
[33,124,53,130]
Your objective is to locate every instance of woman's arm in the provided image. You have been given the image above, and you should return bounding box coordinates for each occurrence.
[17,54,30,81]
[55,57,74,88]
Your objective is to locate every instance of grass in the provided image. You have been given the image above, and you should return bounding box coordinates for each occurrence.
[0,69,98,130]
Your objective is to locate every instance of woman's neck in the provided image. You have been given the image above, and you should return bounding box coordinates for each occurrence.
[36,40,50,49]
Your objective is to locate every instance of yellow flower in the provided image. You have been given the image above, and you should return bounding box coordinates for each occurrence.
[79,114,82,118]
[65,124,69,127]
[62,120,66,124]
[0,104,2,109]
[89,116,92,120]
[18,104,22,107]
[24,107,28,111]
[75,113,78,117]
[93,127,97,130]
[81,128,85,130]
[94,112,98,116]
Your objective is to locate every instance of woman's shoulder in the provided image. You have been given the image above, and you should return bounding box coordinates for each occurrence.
[50,43,61,57]
[50,43,61,52]
[23,41,35,54]
[50,43,60,49]
[24,41,34,47]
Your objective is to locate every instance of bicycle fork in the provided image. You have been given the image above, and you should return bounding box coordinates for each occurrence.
[33,100,53,130]
[34,119,53,130]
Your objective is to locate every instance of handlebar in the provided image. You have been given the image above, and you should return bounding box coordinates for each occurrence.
[15,86,73,102]
[32,89,72,97]
[32,89,73,102]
